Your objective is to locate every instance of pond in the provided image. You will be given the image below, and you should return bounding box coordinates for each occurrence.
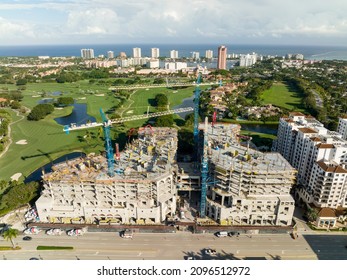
[173,95,194,119]
[240,123,278,135]
[54,103,96,126]
[24,152,86,183]
[38,98,54,104]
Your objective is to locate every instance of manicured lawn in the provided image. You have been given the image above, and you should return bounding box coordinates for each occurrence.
[37,246,73,250]
[240,130,276,148]
[122,86,199,128]
[260,82,307,112]
[0,82,198,181]
[0,107,105,181]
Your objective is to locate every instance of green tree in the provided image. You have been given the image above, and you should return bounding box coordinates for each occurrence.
[16,78,27,86]
[155,93,168,109]
[10,101,21,109]
[2,228,19,248]
[27,104,54,121]
[155,115,174,127]
[56,97,74,107]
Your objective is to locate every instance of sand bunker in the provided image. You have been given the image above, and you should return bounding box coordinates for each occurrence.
[11,173,22,181]
[95,94,105,96]
[126,110,134,114]
[16,139,28,145]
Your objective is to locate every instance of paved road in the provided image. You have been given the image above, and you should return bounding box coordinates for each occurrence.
[1,232,347,260]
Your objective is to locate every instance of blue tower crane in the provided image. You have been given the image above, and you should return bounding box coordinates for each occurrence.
[193,73,202,161]
[200,117,209,218]
[99,108,115,177]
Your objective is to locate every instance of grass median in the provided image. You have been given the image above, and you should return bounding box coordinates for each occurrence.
[37,246,74,250]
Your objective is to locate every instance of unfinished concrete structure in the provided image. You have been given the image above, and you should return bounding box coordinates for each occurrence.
[36,127,178,225]
[202,123,296,226]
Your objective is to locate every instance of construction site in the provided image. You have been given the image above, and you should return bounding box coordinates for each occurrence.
[36,127,179,225]
[200,121,296,226]
[35,119,296,228]
[34,76,297,229]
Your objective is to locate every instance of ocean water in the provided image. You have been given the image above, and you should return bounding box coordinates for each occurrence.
[0,44,346,60]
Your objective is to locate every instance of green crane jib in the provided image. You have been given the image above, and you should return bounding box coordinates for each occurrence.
[63,107,194,177]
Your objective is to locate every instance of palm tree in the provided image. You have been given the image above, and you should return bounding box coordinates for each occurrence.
[2,228,19,248]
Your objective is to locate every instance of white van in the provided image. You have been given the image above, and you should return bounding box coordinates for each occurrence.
[216,231,228,238]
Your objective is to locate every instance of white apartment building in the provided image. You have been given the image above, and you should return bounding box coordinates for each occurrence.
[81,49,95,59]
[239,53,257,67]
[107,51,114,59]
[133,47,142,58]
[202,122,295,226]
[151,48,160,58]
[205,50,213,59]
[146,59,160,69]
[273,112,347,209]
[192,52,200,60]
[337,116,347,140]
[170,50,178,59]
[165,62,187,71]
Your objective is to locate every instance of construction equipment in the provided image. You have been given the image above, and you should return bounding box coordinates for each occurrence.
[63,107,194,177]
[193,73,202,161]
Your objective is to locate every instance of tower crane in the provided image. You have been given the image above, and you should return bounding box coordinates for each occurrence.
[193,73,202,161]
[63,106,194,177]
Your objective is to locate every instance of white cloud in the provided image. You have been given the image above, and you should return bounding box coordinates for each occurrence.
[0,0,347,44]
[66,8,121,35]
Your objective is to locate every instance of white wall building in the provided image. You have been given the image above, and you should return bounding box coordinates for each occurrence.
[170,50,178,59]
[133,47,142,58]
[81,49,95,59]
[165,62,187,71]
[273,112,347,209]
[239,53,257,67]
[146,59,160,69]
[205,50,213,59]
[107,51,114,59]
[337,116,347,140]
[192,52,200,60]
[151,48,160,58]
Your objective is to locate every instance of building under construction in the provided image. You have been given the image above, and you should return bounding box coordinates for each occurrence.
[201,122,296,226]
[36,127,178,225]
[36,120,296,227]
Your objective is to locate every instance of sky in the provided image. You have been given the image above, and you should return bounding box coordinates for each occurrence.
[0,0,346,46]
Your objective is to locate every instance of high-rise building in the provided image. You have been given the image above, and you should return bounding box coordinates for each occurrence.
[217,45,227,69]
[151,48,160,58]
[273,112,347,210]
[170,50,178,59]
[81,49,95,59]
[205,50,213,59]
[119,52,127,58]
[133,47,141,58]
[337,116,347,140]
[192,51,200,60]
[239,53,257,67]
[107,51,114,59]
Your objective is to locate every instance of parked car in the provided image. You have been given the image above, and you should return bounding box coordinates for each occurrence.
[204,249,217,256]
[23,236,32,241]
[46,228,64,236]
[23,227,40,235]
[67,229,84,236]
